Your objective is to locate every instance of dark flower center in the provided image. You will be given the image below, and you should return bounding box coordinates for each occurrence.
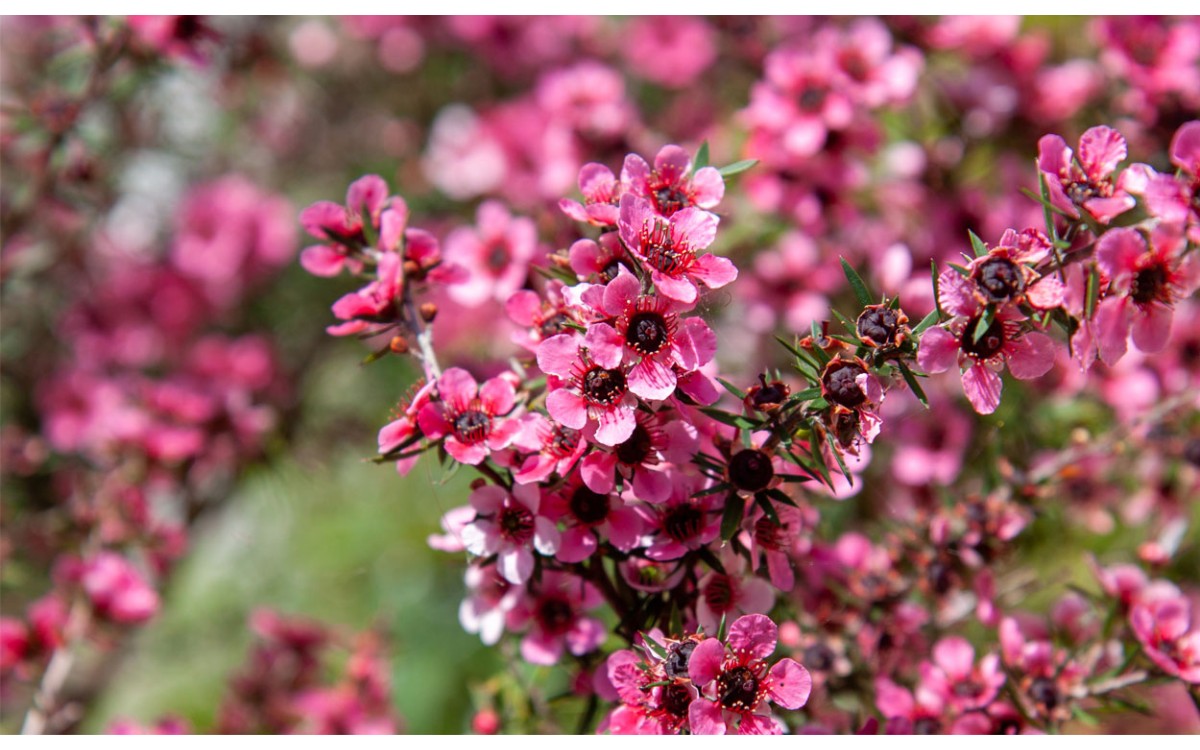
[537,597,574,636]
[1185,438,1200,468]
[548,425,580,458]
[664,640,697,680]
[663,505,703,543]
[798,86,826,111]
[974,257,1025,303]
[857,307,899,346]
[960,316,1005,360]
[729,449,775,492]
[1131,263,1167,304]
[703,574,735,612]
[626,311,670,355]
[1066,179,1102,204]
[913,717,941,735]
[497,505,534,544]
[717,665,760,711]
[1029,677,1060,711]
[454,409,492,444]
[804,643,836,672]
[822,362,868,408]
[954,680,985,698]
[615,423,654,466]
[568,486,610,526]
[582,366,627,405]
[927,561,954,595]
[652,184,690,217]
[486,242,509,272]
[539,312,570,339]
[661,683,692,717]
[599,259,627,283]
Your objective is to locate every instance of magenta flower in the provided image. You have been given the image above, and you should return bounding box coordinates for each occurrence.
[918,637,1005,713]
[512,414,587,485]
[939,229,1066,313]
[874,677,947,735]
[542,477,642,563]
[1131,594,1200,684]
[300,174,394,277]
[509,572,606,666]
[918,309,1056,415]
[741,503,808,592]
[687,614,812,735]
[325,251,403,337]
[559,163,626,227]
[695,554,776,635]
[377,379,435,476]
[605,646,697,735]
[80,552,159,624]
[640,472,722,561]
[505,282,581,353]
[537,333,637,446]
[1037,125,1136,224]
[416,368,521,465]
[444,200,538,307]
[459,483,559,585]
[578,407,698,504]
[568,233,635,284]
[580,269,717,400]
[618,195,736,305]
[1091,226,1200,365]
[622,144,724,218]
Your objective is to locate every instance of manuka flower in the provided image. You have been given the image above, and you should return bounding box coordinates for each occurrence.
[917,636,1006,713]
[621,144,724,218]
[508,572,605,666]
[325,251,403,337]
[918,309,1056,415]
[537,332,638,446]
[417,368,522,465]
[687,614,812,735]
[300,174,395,277]
[542,477,642,563]
[459,483,558,585]
[937,229,1066,314]
[618,195,736,305]
[1037,125,1136,225]
[578,268,717,400]
[559,162,626,227]
[1090,226,1199,365]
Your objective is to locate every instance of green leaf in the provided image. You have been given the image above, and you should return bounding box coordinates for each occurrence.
[755,493,780,526]
[840,257,873,308]
[808,440,835,489]
[699,407,759,430]
[360,206,379,249]
[720,493,746,542]
[717,159,758,178]
[913,309,940,336]
[931,260,944,317]
[765,487,801,505]
[968,229,989,258]
[1020,185,1076,219]
[948,263,970,276]
[897,360,929,408]
[789,386,822,402]
[698,545,728,576]
[693,482,732,498]
[831,308,858,335]
[972,307,996,344]
[716,377,747,400]
[695,141,711,171]
[809,321,831,366]
[1085,265,1100,320]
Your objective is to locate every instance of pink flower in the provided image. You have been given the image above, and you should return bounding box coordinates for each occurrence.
[578,407,698,504]
[1037,125,1136,224]
[1091,226,1200,365]
[918,637,1006,713]
[80,552,159,624]
[559,163,626,227]
[512,414,588,485]
[444,201,538,307]
[622,144,725,218]
[1131,594,1200,684]
[417,368,521,465]
[740,503,809,592]
[505,282,581,353]
[378,380,435,476]
[918,309,1056,415]
[325,251,404,337]
[639,472,722,561]
[618,195,736,305]
[687,615,812,735]
[537,333,637,447]
[695,554,775,635]
[127,16,216,65]
[568,233,635,284]
[605,643,698,734]
[874,676,946,735]
[579,269,717,400]
[542,477,642,563]
[459,483,559,585]
[458,564,519,646]
[509,572,606,666]
[940,229,1066,313]
[300,174,395,277]
[621,17,717,89]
